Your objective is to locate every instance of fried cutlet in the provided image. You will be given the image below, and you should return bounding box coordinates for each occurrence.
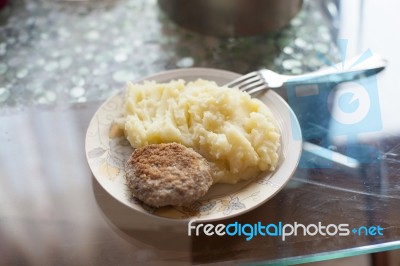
[125,143,213,207]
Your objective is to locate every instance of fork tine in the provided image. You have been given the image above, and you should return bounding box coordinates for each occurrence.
[225,71,258,88]
[240,79,265,92]
[246,84,269,95]
[234,75,261,89]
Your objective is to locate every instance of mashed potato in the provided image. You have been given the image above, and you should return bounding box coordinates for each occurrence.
[119,79,280,184]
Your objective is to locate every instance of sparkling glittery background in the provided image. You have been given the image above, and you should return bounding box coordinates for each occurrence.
[0,0,339,112]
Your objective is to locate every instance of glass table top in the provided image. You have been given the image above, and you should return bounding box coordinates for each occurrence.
[0,0,338,111]
[1,0,399,265]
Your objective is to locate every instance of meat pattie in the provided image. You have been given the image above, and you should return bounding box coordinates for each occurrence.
[125,143,213,207]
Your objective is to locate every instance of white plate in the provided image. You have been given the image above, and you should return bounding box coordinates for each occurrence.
[85,68,302,222]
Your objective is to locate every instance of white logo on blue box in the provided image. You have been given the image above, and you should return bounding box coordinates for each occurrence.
[286,39,382,168]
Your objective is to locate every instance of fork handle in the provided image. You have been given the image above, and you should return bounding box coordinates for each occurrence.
[283,53,387,85]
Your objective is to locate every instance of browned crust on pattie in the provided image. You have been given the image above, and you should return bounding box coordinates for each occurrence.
[125,143,213,207]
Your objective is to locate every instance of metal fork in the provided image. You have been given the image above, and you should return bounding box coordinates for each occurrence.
[225,54,387,94]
